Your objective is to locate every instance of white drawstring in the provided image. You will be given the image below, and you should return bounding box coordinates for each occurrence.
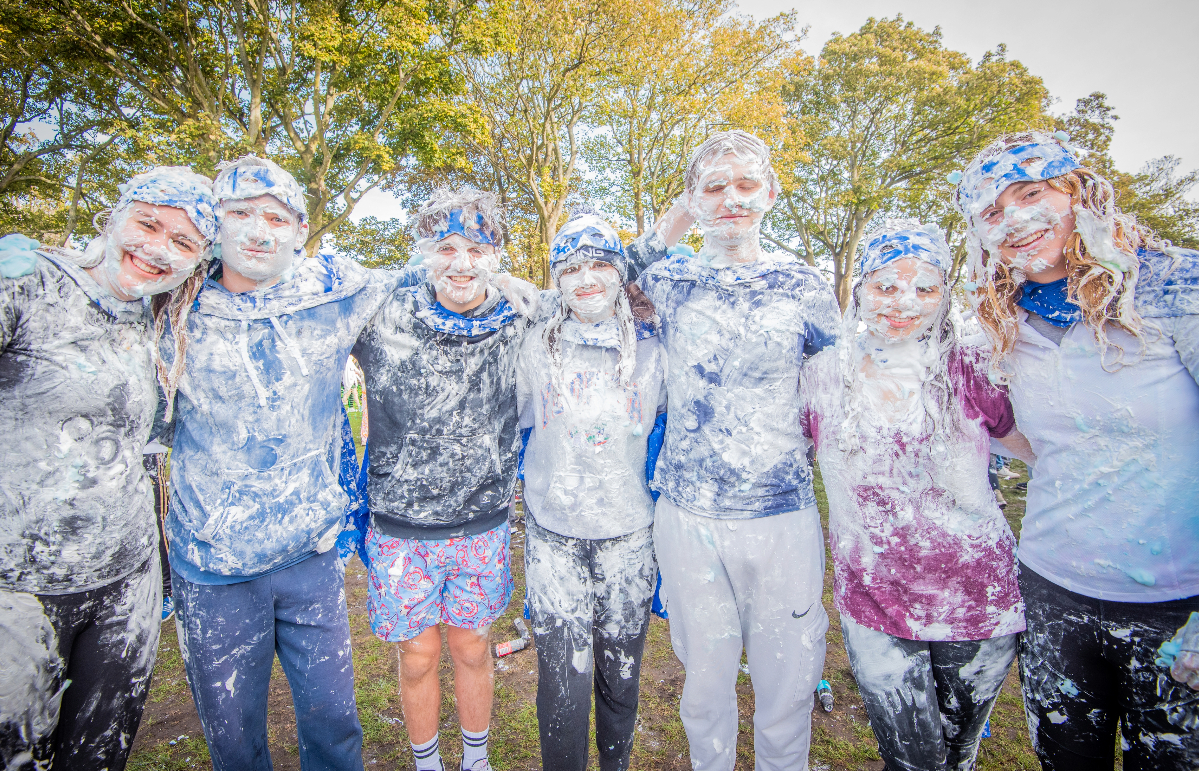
[239,320,269,407]
[269,316,310,376]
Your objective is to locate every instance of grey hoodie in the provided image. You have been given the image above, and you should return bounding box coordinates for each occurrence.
[0,250,159,594]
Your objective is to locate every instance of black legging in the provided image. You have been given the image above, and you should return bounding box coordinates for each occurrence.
[1019,566,1199,771]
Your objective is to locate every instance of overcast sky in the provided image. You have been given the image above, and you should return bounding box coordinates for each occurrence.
[749,0,1198,173]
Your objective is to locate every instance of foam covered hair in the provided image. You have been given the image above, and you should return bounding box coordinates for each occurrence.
[414,187,504,248]
[860,219,953,276]
[952,131,1081,221]
[549,209,627,281]
[684,129,781,196]
[116,166,219,243]
[213,155,308,221]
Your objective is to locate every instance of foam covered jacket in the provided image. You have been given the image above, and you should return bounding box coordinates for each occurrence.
[352,283,530,539]
[1,250,159,593]
[165,254,415,579]
[633,239,841,517]
[517,316,667,540]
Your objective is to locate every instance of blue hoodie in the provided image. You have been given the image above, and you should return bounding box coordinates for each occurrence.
[636,245,840,518]
[165,254,420,582]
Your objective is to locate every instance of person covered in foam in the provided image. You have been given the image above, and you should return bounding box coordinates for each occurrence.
[0,166,217,769]
[800,220,1034,771]
[631,130,841,771]
[352,186,542,771]
[516,209,666,771]
[953,130,1199,769]
[159,155,516,771]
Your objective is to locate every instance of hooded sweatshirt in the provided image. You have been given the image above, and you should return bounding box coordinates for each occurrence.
[1,250,159,594]
[1011,248,1199,602]
[352,283,533,540]
[635,246,841,518]
[165,254,418,582]
[517,316,667,540]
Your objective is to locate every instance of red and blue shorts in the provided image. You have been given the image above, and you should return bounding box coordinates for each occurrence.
[364,521,514,642]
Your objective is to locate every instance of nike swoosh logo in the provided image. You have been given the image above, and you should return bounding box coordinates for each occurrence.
[792,605,812,619]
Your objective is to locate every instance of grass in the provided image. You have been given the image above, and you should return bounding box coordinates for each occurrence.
[130,424,1048,770]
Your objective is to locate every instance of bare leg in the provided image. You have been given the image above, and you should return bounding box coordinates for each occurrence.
[398,626,444,745]
[446,625,493,732]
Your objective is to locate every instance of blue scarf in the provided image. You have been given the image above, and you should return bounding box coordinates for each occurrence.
[1017,278,1080,328]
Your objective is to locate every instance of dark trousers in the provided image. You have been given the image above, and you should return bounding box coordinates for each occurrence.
[524,518,656,771]
[1018,565,1199,771]
[841,615,1016,771]
[172,549,364,771]
[0,553,161,771]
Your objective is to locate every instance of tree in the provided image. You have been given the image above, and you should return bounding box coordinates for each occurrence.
[583,2,796,234]
[764,17,1051,307]
[1058,92,1199,249]
[50,0,495,253]
[455,0,641,286]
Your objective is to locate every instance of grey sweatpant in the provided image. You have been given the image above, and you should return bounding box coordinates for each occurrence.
[653,497,828,771]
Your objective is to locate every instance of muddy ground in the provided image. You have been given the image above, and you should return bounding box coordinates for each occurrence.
[128,463,1049,770]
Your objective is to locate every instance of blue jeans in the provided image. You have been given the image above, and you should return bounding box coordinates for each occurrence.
[172,550,364,771]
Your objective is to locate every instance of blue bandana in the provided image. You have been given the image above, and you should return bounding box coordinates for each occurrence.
[860,222,953,276]
[430,208,499,246]
[117,167,220,244]
[1016,278,1080,328]
[214,155,308,221]
[953,132,1082,220]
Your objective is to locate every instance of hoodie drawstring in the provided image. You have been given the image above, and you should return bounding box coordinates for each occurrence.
[239,320,270,407]
[269,316,310,376]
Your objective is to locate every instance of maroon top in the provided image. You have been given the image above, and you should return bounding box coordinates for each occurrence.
[800,345,1025,641]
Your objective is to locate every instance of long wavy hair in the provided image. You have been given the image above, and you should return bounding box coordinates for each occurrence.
[151,264,210,421]
[967,138,1170,376]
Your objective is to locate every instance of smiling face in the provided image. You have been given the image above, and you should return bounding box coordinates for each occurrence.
[557,260,620,323]
[90,202,207,300]
[860,257,946,342]
[218,194,307,285]
[690,152,776,249]
[975,181,1075,282]
[424,233,499,311]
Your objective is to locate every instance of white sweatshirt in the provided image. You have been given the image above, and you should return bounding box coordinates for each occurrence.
[517,316,667,540]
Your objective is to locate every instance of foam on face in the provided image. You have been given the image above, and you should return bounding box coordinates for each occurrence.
[218,196,306,283]
[86,201,207,299]
[419,234,499,306]
[859,260,946,343]
[689,152,774,264]
[558,261,620,322]
[974,199,1067,275]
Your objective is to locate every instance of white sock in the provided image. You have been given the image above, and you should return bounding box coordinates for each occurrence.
[461,726,489,769]
[411,733,443,771]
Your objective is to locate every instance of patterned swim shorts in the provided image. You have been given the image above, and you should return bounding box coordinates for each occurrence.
[364,522,514,642]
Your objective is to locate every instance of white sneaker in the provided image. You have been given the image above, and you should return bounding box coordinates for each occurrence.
[998,467,1020,480]
[464,761,492,771]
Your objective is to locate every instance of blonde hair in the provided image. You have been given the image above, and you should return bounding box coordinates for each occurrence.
[151,264,209,421]
[971,161,1169,375]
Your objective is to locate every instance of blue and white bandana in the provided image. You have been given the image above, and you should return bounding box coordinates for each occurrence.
[116,166,219,244]
[549,213,627,280]
[430,208,500,246]
[1016,277,1081,328]
[213,155,308,221]
[860,221,953,276]
[952,131,1081,220]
